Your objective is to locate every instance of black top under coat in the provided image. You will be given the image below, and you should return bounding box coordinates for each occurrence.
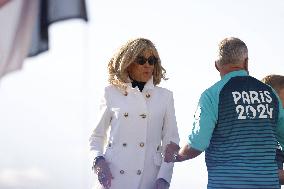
[131,79,146,92]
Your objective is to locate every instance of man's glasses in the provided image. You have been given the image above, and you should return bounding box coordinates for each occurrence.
[135,56,158,66]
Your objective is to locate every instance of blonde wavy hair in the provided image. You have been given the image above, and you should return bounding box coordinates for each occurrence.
[108,38,167,92]
[262,74,284,94]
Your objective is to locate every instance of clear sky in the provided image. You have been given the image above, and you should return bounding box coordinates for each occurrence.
[0,0,284,188]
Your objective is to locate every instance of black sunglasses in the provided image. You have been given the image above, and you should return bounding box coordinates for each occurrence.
[135,56,158,65]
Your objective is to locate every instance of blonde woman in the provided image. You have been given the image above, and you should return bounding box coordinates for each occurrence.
[89,38,180,189]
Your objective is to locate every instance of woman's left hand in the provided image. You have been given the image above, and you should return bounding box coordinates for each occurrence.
[155,178,170,189]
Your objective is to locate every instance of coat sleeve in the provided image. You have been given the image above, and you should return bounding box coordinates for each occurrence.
[157,91,180,184]
[89,88,112,158]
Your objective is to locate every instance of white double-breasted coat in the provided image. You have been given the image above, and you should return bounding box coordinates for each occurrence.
[90,78,180,189]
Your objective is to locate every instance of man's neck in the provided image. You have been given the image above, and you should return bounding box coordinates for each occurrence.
[220,68,246,77]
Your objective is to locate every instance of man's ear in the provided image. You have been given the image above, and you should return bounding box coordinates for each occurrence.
[243,58,248,71]
[215,61,220,71]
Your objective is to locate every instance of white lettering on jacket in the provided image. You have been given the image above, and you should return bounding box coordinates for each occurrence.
[231,90,273,119]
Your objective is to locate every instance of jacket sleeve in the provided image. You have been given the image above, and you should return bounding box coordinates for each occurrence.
[89,88,112,158]
[157,91,180,184]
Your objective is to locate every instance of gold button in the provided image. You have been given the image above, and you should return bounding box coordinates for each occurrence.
[124,113,128,117]
[123,143,127,147]
[137,170,142,175]
[139,142,144,147]
[120,170,124,174]
[140,113,146,118]
[146,93,150,98]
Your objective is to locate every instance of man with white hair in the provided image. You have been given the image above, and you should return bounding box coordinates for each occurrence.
[165,37,284,189]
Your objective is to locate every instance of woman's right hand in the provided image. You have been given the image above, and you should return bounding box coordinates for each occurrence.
[93,159,113,189]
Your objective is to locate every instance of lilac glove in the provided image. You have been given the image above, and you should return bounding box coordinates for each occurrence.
[93,157,113,189]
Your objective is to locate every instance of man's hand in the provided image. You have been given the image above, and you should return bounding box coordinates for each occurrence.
[164,141,180,163]
[93,159,113,189]
[155,178,170,189]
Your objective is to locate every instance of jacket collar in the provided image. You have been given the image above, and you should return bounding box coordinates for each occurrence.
[126,76,155,93]
[221,70,248,80]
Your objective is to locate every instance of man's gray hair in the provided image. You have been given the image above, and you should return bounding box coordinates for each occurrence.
[216,37,248,65]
